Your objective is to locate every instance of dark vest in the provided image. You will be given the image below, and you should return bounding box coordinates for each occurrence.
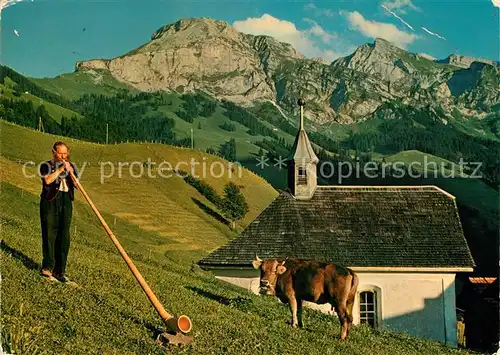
[40,160,77,202]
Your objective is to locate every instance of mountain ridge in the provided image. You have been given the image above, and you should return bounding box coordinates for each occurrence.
[72,17,499,125]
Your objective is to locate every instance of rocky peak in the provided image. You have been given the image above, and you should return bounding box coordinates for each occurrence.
[246,34,304,60]
[311,57,330,65]
[138,17,245,56]
[353,37,402,58]
[151,18,237,40]
[437,54,500,69]
[332,38,407,80]
[372,37,400,52]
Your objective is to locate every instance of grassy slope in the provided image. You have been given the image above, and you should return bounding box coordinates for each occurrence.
[151,93,280,160]
[31,72,324,156]
[448,108,499,141]
[384,150,498,216]
[30,74,298,160]
[1,124,472,354]
[0,121,277,259]
[31,69,135,101]
[385,150,464,176]
[0,79,83,123]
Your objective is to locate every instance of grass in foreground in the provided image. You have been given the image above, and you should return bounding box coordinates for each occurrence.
[1,183,475,355]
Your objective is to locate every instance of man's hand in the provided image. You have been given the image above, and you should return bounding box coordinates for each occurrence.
[63,161,74,174]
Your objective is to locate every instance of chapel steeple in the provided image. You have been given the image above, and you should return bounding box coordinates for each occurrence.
[287,97,318,200]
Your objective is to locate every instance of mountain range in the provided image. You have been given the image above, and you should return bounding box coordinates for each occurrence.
[74,17,499,125]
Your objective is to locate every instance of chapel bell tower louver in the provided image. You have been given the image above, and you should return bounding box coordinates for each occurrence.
[287,97,319,200]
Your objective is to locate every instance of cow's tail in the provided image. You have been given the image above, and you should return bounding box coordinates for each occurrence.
[343,270,359,323]
[348,270,359,301]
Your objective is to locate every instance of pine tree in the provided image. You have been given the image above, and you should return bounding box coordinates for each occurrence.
[60,115,69,135]
[219,138,237,162]
[220,182,249,229]
[228,138,236,161]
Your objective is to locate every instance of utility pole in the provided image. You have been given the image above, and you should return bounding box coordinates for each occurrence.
[190,128,194,149]
[106,123,109,144]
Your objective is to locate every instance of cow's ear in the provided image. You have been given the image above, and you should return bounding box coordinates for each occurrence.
[277,265,287,274]
[252,259,262,269]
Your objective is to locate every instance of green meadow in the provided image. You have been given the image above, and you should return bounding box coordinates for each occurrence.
[1,121,474,354]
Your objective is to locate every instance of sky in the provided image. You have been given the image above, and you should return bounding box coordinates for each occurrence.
[1,0,499,78]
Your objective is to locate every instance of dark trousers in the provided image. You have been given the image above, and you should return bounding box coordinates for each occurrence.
[40,192,73,275]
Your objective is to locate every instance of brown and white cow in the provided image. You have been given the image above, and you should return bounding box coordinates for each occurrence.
[252,256,359,340]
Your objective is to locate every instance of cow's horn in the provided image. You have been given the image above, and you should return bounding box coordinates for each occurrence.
[255,255,262,262]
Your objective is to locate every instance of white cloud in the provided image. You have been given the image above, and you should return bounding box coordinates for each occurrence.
[304,3,335,18]
[233,14,352,62]
[303,18,338,44]
[381,4,414,31]
[421,26,446,40]
[343,11,418,48]
[492,0,500,7]
[381,0,420,14]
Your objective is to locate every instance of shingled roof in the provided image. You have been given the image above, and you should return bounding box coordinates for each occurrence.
[198,186,475,269]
